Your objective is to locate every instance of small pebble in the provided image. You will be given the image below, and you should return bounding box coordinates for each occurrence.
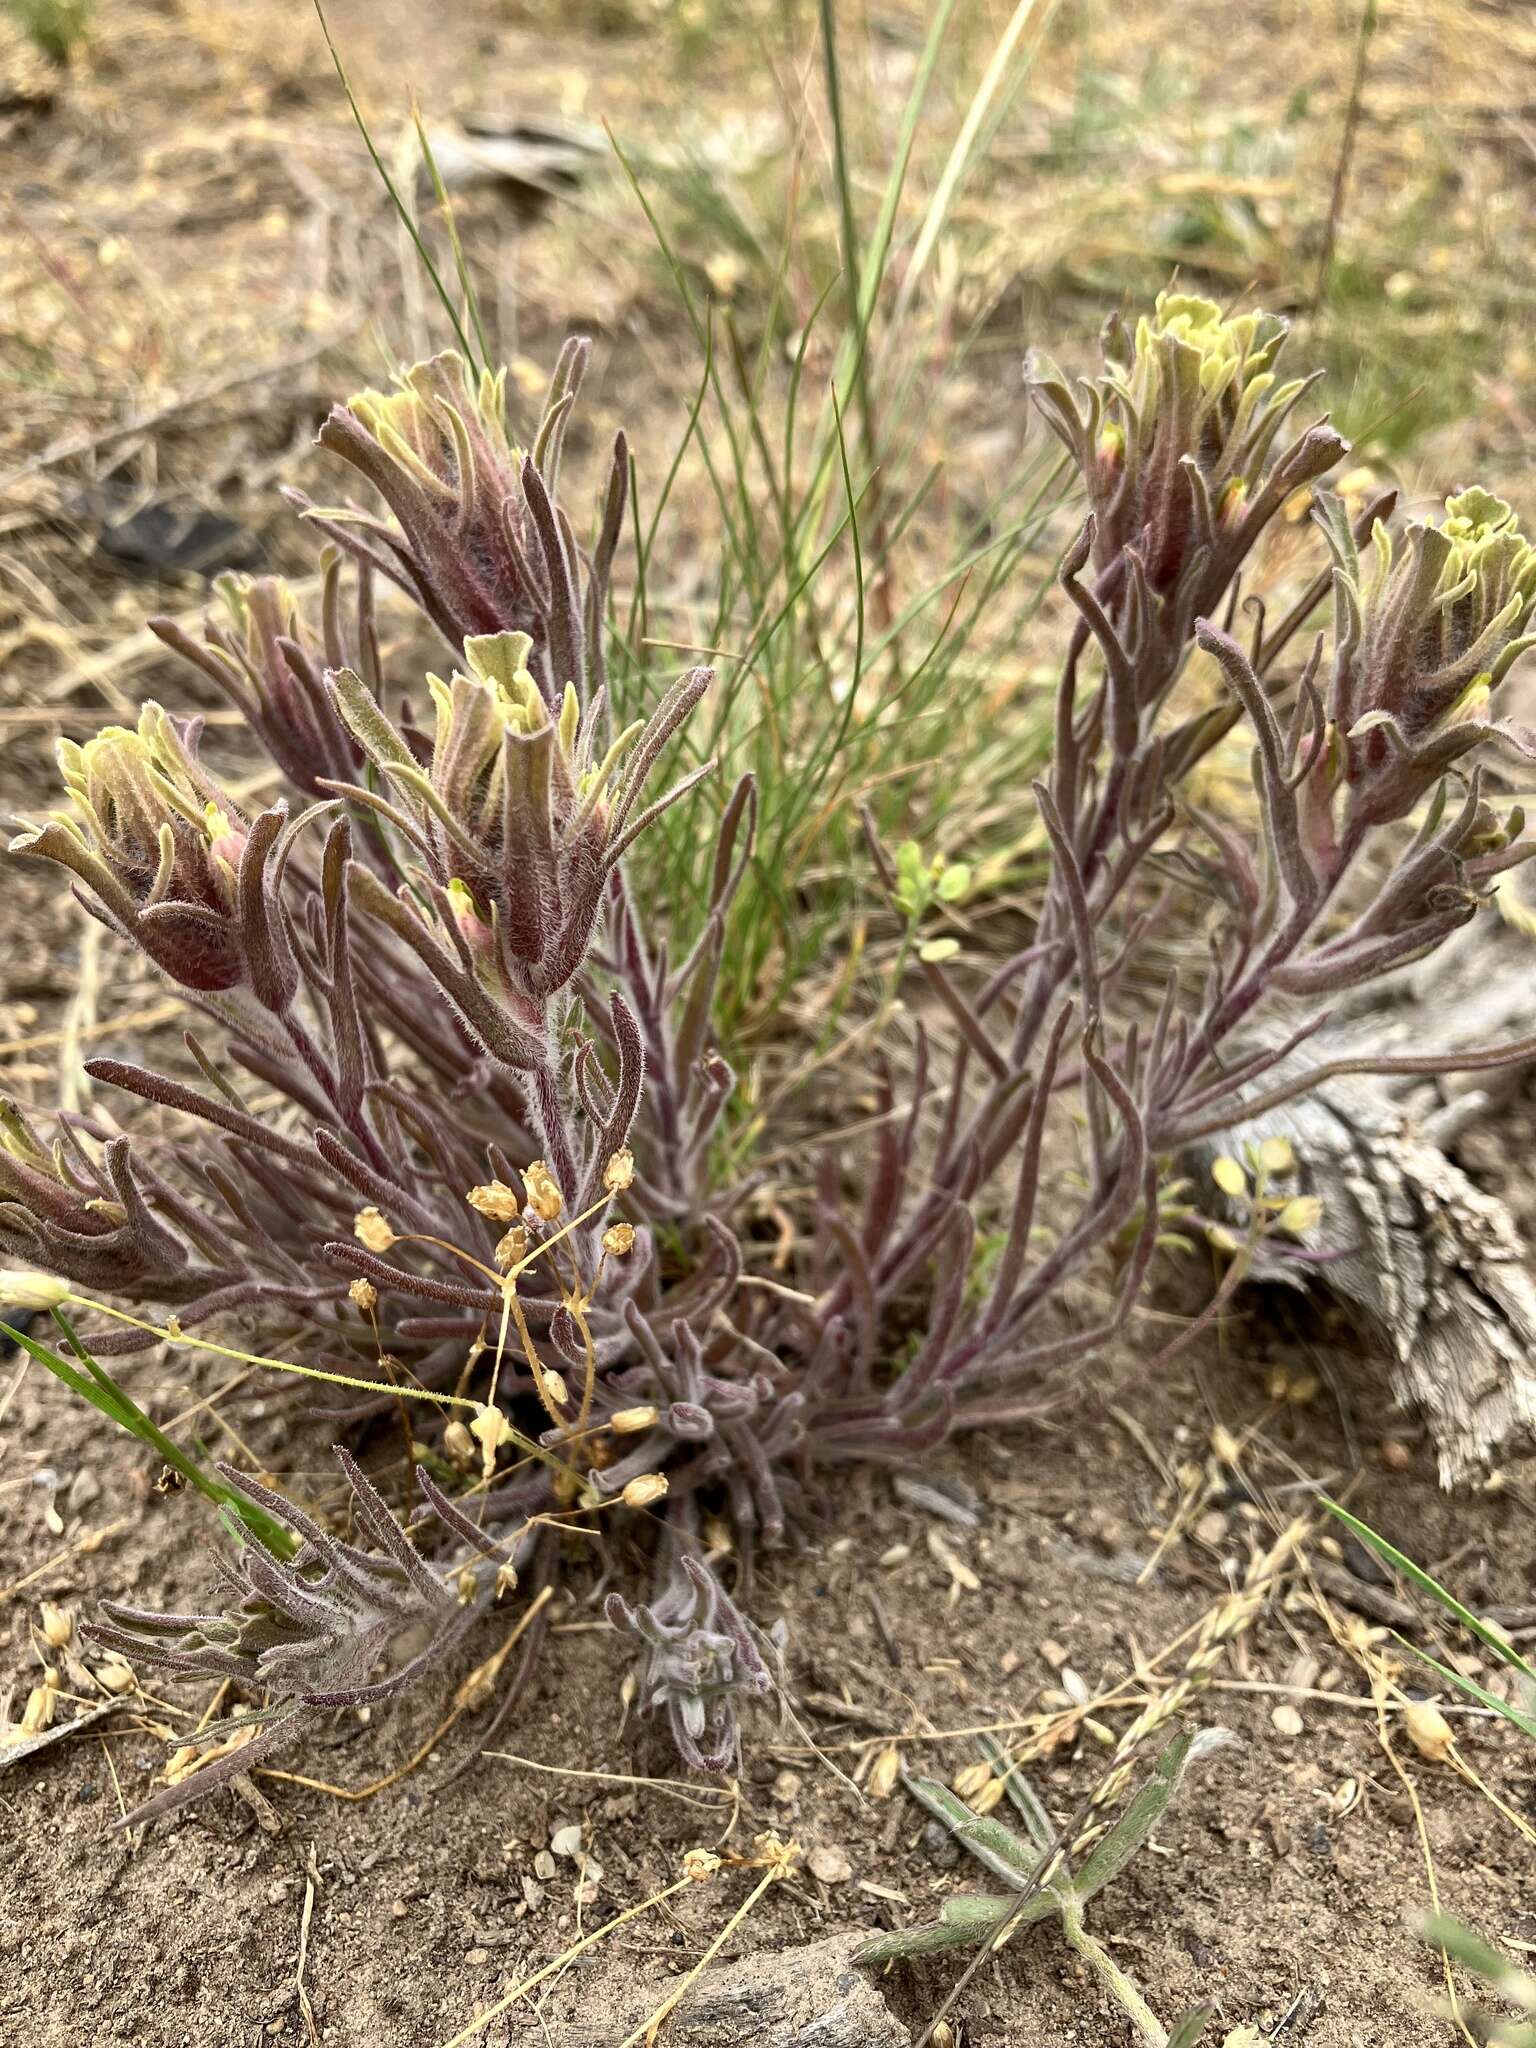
[920,1818,961,1869]
[807,1845,852,1885]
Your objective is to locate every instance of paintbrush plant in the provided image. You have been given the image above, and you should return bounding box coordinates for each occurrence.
[5,294,1535,1812]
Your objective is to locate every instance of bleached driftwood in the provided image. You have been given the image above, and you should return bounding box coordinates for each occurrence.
[1183,911,1536,1486]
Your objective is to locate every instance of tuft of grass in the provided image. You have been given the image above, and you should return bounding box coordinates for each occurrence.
[309,0,1068,1060]
[861,1729,1237,2048]
[599,0,1072,1040]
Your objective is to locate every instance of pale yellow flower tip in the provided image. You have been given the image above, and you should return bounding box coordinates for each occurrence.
[1211,1155,1247,1199]
[1277,1195,1323,1235]
[0,1269,72,1312]
[1256,1135,1295,1176]
[609,1405,658,1436]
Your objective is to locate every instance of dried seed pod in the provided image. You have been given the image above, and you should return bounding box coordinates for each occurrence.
[467,1181,522,1222]
[353,1207,395,1253]
[522,1161,564,1221]
[620,1473,668,1510]
[1404,1700,1454,1763]
[867,1746,902,1799]
[609,1405,658,1435]
[39,1602,72,1650]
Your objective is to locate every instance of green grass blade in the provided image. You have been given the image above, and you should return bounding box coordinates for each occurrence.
[817,0,876,474]
[895,0,1050,324]
[0,1313,294,1555]
[411,100,494,381]
[1324,1500,1536,1689]
[1403,1641,1536,1743]
[978,1734,1058,1855]
[1073,1730,1198,1905]
[1422,1913,1536,2041]
[900,1774,1043,1891]
[856,1892,1050,1966]
[1167,2010,1215,2048]
[312,1,481,375]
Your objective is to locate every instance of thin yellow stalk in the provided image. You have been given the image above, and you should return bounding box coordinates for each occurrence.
[434,1871,696,2048]
[895,0,1050,323]
[618,1841,801,2048]
[61,1295,482,1414]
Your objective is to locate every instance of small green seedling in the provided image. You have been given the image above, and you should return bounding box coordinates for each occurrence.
[892,839,971,964]
[858,1728,1239,2047]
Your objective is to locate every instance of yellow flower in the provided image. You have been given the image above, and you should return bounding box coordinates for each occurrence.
[1211,1156,1247,1199]
[602,1222,636,1257]
[1277,1195,1323,1236]
[603,1147,636,1194]
[1256,1136,1295,1177]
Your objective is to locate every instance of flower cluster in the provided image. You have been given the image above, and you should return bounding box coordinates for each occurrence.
[12,704,258,995]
